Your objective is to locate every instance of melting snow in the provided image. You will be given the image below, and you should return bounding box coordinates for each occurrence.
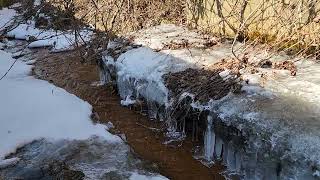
[0,49,121,162]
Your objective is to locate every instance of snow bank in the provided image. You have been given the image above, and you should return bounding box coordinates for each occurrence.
[0,49,121,161]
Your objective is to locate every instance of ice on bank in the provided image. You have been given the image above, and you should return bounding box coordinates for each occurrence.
[101,24,320,179]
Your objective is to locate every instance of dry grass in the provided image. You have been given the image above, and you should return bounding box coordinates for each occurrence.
[187,0,320,59]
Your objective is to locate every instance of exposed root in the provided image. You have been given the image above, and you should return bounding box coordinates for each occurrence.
[164,68,242,103]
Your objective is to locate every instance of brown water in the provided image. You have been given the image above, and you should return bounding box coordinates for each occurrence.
[32,48,225,180]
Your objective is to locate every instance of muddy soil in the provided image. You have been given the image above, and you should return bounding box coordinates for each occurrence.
[31,48,225,180]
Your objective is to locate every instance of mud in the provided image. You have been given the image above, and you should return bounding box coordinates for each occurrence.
[32,48,225,180]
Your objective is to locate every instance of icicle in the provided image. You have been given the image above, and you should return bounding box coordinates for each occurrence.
[147,101,158,120]
[235,151,242,173]
[223,142,229,165]
[214,137,223,159]
[243,151,258,179]
[227,145,236,172]
[204,115,215,161]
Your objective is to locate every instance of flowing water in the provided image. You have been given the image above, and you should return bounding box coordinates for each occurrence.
[20,44,225,180]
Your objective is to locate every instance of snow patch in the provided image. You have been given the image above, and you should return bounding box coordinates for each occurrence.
[6,21,93,52]
[0,8,93,52]
[0,8,17,31]
[0,49,121,162]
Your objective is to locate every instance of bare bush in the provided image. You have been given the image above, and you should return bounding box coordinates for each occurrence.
[187,0,320,60]
[38,0,185,63]
[46,0,186,34]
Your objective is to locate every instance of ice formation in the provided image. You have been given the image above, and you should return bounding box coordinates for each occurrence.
[100,24,320,179]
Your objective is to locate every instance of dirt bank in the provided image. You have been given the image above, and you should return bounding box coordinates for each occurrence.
[31,48,225,180]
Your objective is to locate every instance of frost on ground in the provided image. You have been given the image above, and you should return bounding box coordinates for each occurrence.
[101,24,320,179]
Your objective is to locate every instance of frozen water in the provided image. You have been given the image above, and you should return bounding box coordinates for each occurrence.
[204,116,215,161]
[214,137,223,159]
[101,24,320,179]
[121,95,137,106]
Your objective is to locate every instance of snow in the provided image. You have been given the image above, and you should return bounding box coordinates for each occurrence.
[6,21,93,52]
[219,69,230,79]
[132,24,208,50]
[0,49,121,162]
[0,8,92,52]
[0,7,17,31]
